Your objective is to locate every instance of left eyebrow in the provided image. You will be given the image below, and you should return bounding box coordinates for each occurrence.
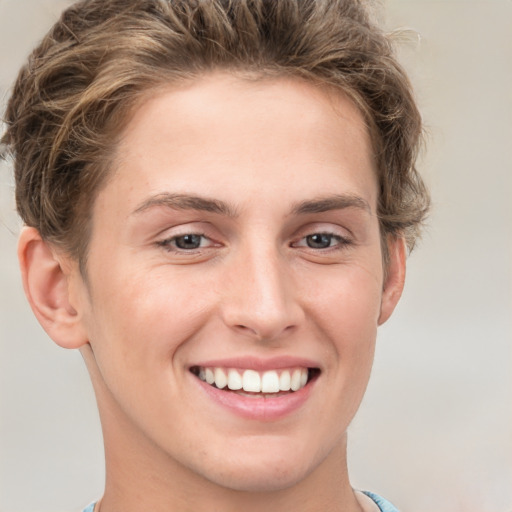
[132,193,239,217]
[291,194,372,215]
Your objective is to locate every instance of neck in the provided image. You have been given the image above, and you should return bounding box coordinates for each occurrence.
[99,424,362,512]
[85,348,363,512]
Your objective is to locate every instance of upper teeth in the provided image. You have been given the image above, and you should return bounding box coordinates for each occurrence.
[197,367,309,393]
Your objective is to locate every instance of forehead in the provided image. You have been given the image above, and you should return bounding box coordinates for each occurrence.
[119,74,372,158]
[99,73,377,219]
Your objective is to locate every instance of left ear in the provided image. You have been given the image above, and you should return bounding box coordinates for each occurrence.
[378,236,406,325]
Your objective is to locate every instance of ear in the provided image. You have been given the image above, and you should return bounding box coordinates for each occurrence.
[378,235,407,325]
[18,227,89,349]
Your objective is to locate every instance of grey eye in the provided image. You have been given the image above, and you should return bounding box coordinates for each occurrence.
[174,234,203,250]
[306,233,335,249]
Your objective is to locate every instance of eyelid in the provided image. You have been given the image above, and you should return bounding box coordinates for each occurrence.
[291,222,353,243]
[157,233,209,248]
[296,232,341,243]
[154,222,223,253]
[292,232,352,250]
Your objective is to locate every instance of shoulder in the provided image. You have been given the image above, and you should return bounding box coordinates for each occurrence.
[80,495,399,512]
[361,491,401,512]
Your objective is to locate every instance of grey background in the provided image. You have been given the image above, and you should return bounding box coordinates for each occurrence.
[1,1,511,511]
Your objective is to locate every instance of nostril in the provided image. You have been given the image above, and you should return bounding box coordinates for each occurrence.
[234,324,259,336]
[230,321,299,341]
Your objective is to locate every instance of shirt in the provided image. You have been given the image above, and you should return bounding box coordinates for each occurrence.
[82,492,400,512]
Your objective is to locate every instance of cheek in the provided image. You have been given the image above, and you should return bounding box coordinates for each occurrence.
[301,262,382,405]
[303,262,383,344]
[84,266,214,380]
[81,268,218,439]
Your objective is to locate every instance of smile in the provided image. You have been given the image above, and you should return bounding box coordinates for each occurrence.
[190,366,318,394]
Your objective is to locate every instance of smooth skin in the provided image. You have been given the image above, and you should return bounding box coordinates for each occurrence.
[18,74,405,512]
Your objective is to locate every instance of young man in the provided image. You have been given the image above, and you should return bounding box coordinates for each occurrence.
[2,1,429,511]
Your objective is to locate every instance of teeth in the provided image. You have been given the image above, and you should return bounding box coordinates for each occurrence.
[290,369,302,391]
[300,368,308,387]
[195,366,312,394]
[214,367,227,389]
[279,370,291,391]
[261,370,280,392]
[205,368,215,385]
[227,369,242,390]
[243,370,261,392]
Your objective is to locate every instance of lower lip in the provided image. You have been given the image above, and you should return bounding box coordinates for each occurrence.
[195,375,316,421]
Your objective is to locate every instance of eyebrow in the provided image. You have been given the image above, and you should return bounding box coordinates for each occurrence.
[132,193,239,217]
[132,192,371,218]
[291,194,372,215]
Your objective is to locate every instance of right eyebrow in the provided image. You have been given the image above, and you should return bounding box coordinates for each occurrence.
[291,194,372,215]
[131,193,239,217]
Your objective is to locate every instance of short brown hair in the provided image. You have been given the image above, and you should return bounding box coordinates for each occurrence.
[1,0,429,266]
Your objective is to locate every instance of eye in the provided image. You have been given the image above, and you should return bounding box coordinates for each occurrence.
[174,234,204,250]
[157,233,211,251]
[293,232,350,250]
[306,233,337,249]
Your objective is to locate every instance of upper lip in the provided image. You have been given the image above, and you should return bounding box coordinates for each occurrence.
[190,355,320,371]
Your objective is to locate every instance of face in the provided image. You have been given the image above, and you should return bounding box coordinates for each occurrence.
[71,74,403,493]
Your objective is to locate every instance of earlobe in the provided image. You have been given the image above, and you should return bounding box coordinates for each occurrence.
[378,236,407,325]
[18,227,89,349]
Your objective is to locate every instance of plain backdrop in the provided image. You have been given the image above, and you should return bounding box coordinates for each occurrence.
[1,1,511,511]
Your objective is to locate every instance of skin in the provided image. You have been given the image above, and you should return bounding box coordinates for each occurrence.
[18,74,405,512]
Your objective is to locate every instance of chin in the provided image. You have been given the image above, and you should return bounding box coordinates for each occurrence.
[190,443,323,494]
[208,464,311,494]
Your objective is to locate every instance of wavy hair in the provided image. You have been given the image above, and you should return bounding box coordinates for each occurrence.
[1,0,429,266]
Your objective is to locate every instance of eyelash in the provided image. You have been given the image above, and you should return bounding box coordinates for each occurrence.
[156,233,212,252]
[292,232,352,251]
[156,231,352,253]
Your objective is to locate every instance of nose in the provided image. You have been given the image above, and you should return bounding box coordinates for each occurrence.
[220,245,304,341]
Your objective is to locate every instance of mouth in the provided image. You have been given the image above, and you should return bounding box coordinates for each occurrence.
[190,366,320,396]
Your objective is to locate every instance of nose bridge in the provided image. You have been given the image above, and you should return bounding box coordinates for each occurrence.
[222,237,302,340]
